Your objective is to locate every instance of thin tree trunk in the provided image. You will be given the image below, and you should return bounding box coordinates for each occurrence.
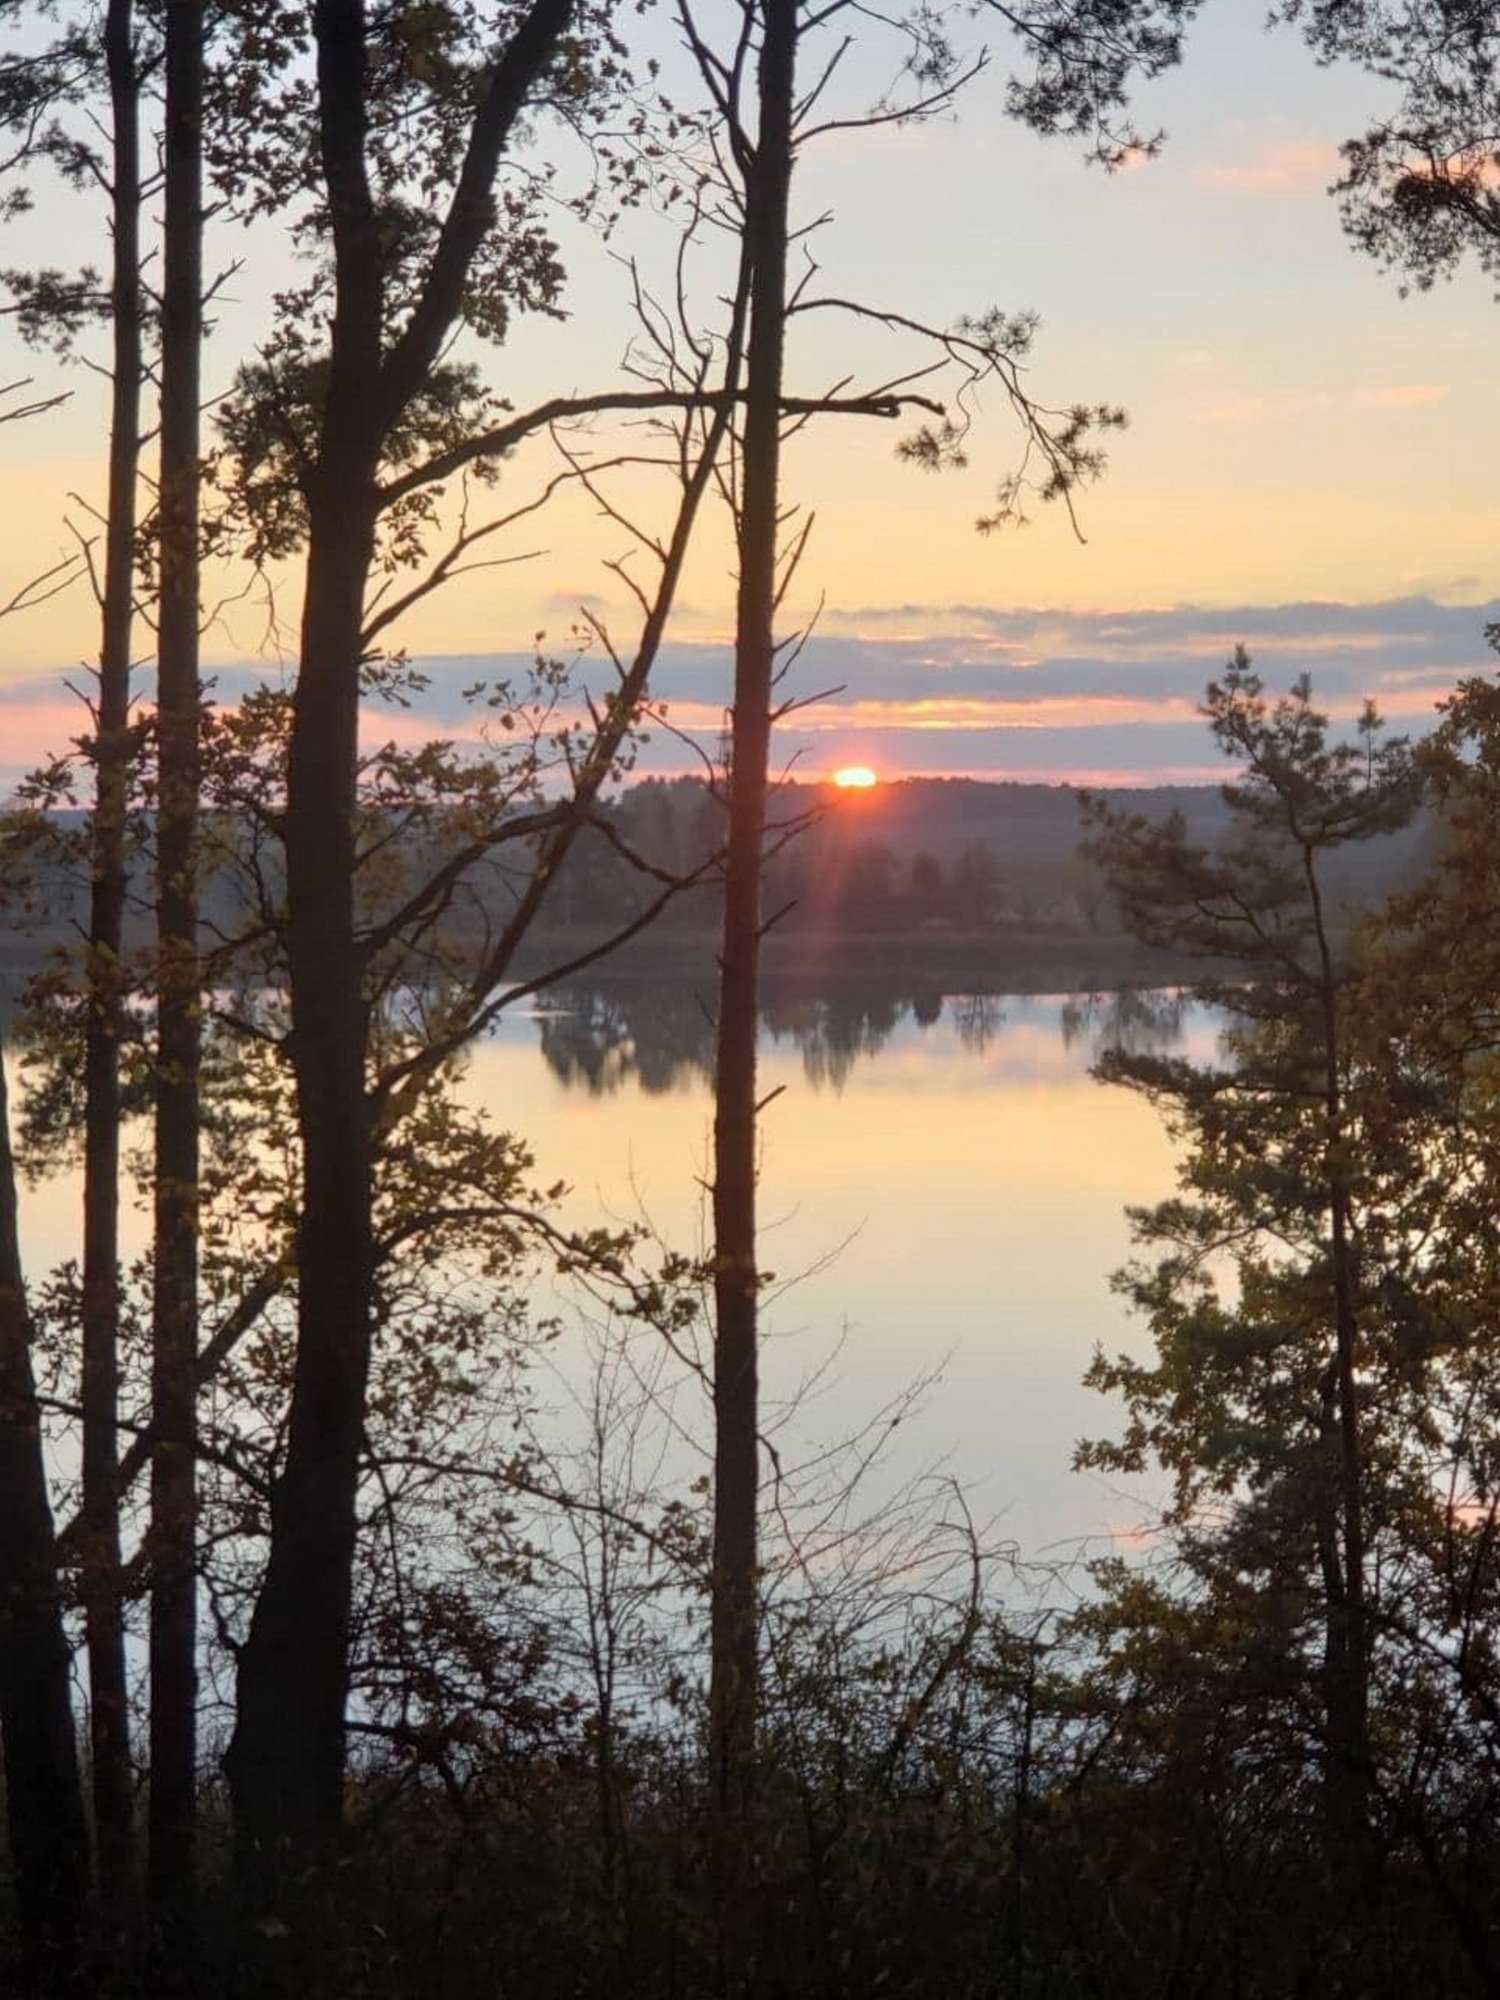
[82,0,143,1911]
[708,0,798,1934]
[147,0,204,1918]
[1305,848,1371,1857]
[0,1038,89,1963]
[1325,1177,1370,1845]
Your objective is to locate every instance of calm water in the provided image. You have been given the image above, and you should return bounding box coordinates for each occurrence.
[464,981,1212,1561]
[13,982,1211,1563]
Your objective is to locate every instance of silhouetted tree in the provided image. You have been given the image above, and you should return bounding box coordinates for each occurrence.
[84,0,140,1905]
[147,0,203,1917]
[1286,0,1500,296]
[0,0,149,1902]
[911,849,944,904]
[950,840,1003,927]
[686,0,1207,1947]
[0,1034,88,1964]
[1083,652,1420,1874]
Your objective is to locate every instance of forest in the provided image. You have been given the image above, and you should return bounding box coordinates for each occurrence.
[1,0,1499,1993]
[11,772,1424,972]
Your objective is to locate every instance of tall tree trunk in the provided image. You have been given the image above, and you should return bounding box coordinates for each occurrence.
[0,1039,89,1963]
[223,489,378,1881]
[708,0,797,1913]
[82,0,143,1912]
[223,0,386,1880]
[148,0,204,1919]
[224,0,577,1889]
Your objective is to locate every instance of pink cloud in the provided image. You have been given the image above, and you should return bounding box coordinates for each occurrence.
[1355,383,1449,410]
[1194,392,1331,428]
[1195,384,1449,428]
[1195,396,1279,429]
[782,694,1204,732]
[1196,141,1336,196]
[841,763,1231,787]
[0,697,101,780]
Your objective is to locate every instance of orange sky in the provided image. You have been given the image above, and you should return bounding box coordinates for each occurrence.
[2,6,1497,788]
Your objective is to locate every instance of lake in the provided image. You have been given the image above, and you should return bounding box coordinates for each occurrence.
[462,978,1215,1564]
[11,978,1213,1566]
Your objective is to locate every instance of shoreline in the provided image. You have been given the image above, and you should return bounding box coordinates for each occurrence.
[507,924,1205,996]
[0,923,1206,999]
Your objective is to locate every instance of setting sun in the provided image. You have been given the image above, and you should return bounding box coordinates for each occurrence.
[833,766,878,790]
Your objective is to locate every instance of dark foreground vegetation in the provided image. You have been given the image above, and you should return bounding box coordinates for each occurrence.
[2,0,1500,1990]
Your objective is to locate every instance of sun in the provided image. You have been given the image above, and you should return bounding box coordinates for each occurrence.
[832,765,878,790]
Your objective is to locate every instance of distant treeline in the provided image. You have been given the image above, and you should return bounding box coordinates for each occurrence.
[514,773,1434,940]
[3,775,1433,975]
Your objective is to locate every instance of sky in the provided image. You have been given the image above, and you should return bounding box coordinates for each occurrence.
[1,0,1497,791]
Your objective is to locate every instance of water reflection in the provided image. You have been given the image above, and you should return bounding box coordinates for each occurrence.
[1058,987,1187,1057]
[950,993,1007,1054]
[765,986,917,1093]
[7,978,1199,1560]
[537,984,717,1096]
[533,978,1187,1096]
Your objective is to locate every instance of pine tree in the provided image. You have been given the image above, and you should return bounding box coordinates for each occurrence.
[1081,652,1420,1868]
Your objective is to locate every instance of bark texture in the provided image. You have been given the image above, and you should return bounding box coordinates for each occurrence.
[1306,851,1372,1859]
[225,0,576,1883]
[148,0,204,1916]
[82,0,143,1908]
[708,0,798,1878]
[223,484,380,1874]
[0,1043,89,1959]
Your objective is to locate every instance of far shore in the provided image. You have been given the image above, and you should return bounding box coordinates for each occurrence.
[0,921,1206,1000]
[504,923,1204,996]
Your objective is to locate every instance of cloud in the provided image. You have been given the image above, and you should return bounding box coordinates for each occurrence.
[1194,384,1450,427]
[1196,141,1337,196]
[1194,392,1331,428]
[538,589,610,614]
[358,594,1492,740]
[618,594,1494,775]
[1354,384,1449,410]
[3,594,1494,796]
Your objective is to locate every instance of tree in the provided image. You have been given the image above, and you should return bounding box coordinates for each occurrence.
[86,2,141,1902]
[1074,655,1500,1982]
[219,0,647,1881]
[678,0,1210,1963]
[147,0,204,1917]
[950,840,1003,927]
[842,844,899,928]
[1284,0,1500,296]
[703,0,797,1894]
[212,0,945,1884]
[910,849,944,904]
[0,1032,88,1965]
[0,0,150,1904]
[1082,652,1420,1872]
[0,389,90,1969]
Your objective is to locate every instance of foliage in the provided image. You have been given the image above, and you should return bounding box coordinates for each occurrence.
[1283,0,1500,295]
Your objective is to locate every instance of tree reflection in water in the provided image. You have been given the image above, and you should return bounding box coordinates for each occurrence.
[535,984,718,1096]
[535,977,946,1096]
[533,979,1186,1096]
[950,994,1006,1053]
[1058,986,1186,1058]
[763,987,915,1093]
